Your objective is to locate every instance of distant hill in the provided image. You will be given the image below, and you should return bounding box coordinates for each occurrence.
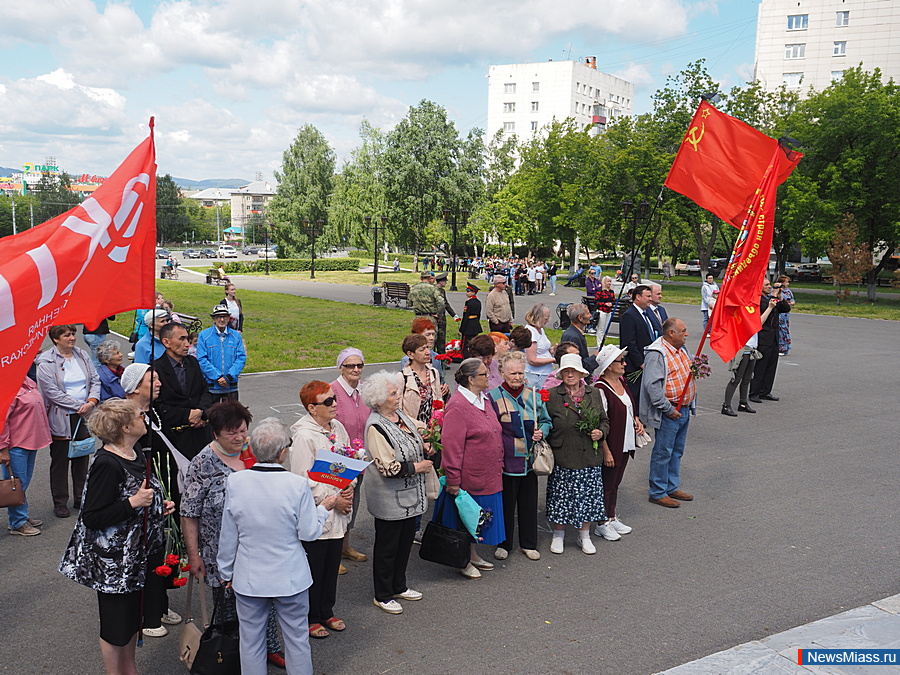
[0,166,20,176]
[173,177,251,190]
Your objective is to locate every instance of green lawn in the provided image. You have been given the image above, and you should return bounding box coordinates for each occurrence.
[186,266,424,287]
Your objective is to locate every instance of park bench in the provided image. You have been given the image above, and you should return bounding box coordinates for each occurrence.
[382,281,411,308]
[206,268,229,286]
[174,312,203,334]
[160,265,178,280]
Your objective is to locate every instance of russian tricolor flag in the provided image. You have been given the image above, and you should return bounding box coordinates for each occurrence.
[307,449,371,489]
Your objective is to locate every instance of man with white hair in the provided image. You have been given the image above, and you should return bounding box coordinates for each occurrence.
[486,276,513,333]
[133,308,171,364]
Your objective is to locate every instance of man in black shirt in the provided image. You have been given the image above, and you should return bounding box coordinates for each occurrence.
[749,279,792,403]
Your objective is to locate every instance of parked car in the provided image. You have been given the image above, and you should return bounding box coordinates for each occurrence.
[156,248,171,259]
[795,263,821,282]
[201,248,218,258]
[258,247,278,259]
[684,260,701,274]
[242,246,261,255]
[768,260,798,278]
[708,258,729,277]
[182,248,201,259]
[218,245,238,258]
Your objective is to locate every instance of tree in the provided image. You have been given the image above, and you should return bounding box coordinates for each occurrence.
[156,174,190,244]
[789,67,900,300]
[34,171,82,224]
[827,214,871,304]
[268,124,336,257]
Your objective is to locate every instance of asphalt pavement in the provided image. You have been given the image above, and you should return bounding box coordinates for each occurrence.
[2,280,898,674]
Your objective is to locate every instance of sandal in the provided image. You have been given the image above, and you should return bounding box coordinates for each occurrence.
[308,623,329,639]
[324,616,346,631]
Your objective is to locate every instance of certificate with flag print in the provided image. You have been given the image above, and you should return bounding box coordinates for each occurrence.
[307,449,372,489]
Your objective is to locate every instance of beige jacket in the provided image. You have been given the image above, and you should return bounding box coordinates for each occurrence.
[486,289,512,323]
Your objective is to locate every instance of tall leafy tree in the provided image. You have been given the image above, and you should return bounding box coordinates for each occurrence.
[34,171,82,224]
[156,174,190,244]
[268,124,336,257]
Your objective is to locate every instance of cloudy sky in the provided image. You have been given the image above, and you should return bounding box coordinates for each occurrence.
[0,0,759,183]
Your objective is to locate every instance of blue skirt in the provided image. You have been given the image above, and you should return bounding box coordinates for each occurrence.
[434,489,506,546]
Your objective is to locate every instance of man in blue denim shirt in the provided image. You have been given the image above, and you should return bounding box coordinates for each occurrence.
[196,304,247,402]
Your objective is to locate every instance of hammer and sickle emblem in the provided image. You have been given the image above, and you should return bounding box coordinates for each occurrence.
[686,123,705,151]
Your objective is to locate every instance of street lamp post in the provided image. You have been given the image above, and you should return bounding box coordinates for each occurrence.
[621,200,650,280]
[442,208,469,291]
[304,218,324,279]
[365,215,388,285]
[264,223,271,276]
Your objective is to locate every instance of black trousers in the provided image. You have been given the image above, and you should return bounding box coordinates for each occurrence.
[499,472,538,551]
[49,438,89,509]
[750,341,779,397]
[302,538,343,624]
[372,517,417,602]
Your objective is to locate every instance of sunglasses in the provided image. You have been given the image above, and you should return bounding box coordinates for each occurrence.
[341,363,364,369]
[614,358,626,364]
[313,396,337,407]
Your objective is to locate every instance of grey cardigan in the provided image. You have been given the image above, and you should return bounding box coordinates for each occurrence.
[639,337,697,430]
[35,346,101,438]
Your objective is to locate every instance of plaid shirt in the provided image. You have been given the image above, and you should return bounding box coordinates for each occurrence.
[663,339,696,405]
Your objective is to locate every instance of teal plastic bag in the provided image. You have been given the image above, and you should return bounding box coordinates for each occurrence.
[438,476,485,540]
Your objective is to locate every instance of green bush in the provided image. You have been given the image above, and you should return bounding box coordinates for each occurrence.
[223,258,361,273]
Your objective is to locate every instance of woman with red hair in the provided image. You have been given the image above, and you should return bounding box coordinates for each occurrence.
[290,381,354,639]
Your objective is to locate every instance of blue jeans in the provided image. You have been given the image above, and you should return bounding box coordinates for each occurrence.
[701,309,709,330]
[2,448,36,528]
[549,275,557,293]
[83,333,107,368]
[649,412,691,499]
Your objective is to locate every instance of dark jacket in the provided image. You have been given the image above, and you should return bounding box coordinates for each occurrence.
[459,297,483,336]
[619,304,658,373]
[757,294,791,346]
[560,325,598,373]
[546,385,610,470]
[152,353,213,460]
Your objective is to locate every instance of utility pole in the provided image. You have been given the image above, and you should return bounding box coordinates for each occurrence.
[11,197,16,235]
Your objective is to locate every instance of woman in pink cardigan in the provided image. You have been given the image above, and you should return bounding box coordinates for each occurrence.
[439,358,505,580]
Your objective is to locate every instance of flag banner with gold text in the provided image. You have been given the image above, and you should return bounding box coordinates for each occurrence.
[0,124,157,433]
[708,145,801,363]
[665,100,801,227]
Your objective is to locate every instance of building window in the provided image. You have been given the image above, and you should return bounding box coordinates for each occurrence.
[836,11,849,27]
[503,122,515,132]
[575,82,581,93]
[787,14,808,30]
[833,41,846,56]
[531,121,538,131]
[783,72,804,88]
[532,81,540,92]
[831,70,844,81]
[785,43,805,59]
[503,83,516,94]
[503,102,516,113]
[531,101,539,112]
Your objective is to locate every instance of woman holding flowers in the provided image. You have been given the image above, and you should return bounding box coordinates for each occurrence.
[488,351,551,562]
[290,381,354,639]
[181,400,286,667]
[545,353,610,555]
[361,371,432,614]
[400,334,443,432]
[59,398,174,675]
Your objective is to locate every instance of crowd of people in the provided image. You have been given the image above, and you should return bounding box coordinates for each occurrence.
[0,269,799,674]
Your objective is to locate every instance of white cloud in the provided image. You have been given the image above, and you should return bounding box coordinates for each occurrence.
[613,63,656,90]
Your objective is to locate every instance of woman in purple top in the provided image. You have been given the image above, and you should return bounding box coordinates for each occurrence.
[331,347,371,565]
[439,358,505,580]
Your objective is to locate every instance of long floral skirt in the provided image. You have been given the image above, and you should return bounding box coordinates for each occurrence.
[546,465,606,526]
[778,313,791,353]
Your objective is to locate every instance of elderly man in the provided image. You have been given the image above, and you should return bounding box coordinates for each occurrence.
[560,303,599,374]
[133,308,171,364]
[196,304,247,402]
[641,318,696,509]
[408,271,444,320]
[433,272,459,355]
[618,284,661,407]
[486,275,513,333]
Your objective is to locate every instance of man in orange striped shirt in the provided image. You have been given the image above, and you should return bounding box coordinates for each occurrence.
[639,318,697,508]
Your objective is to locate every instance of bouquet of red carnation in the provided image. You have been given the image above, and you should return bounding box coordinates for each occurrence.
[153,457,190,588]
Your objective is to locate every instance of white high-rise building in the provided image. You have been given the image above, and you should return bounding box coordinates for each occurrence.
[486,58,634,143]
[754,0,900,94]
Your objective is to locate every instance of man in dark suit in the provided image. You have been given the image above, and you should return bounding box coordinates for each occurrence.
[153,322,213,461]
[647,283,668,330]
[749,278,792,403]
[618,285,660,408]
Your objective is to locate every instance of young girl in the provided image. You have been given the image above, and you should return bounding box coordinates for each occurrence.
[188,331,199,357]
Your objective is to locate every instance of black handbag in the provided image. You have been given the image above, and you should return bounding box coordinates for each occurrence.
[190,594,240,675]
[418,497,470,569]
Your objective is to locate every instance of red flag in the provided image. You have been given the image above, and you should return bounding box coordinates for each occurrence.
[0,123,157,434]
[708,145,800,363]
[665,100,800,227]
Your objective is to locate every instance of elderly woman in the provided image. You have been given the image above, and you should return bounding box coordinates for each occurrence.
[331,347,372,567]
[290,381,354,639]
[545,353,610,555]
[543,342,581,389]
[361,371,432,614]
[181,400,286,666]
[36,324,101,519]
[399,317,447,389]
[440,358,505,579]
[96,340,126,401]
[488,351,550,561]
[59,398,175,675]
[593,345,645,541]
[467,334,500,391]
[1,376,52,536]
[218,417,340,675]
[400,334,443,430]
[523,303,556,389]
[595,276,617,335]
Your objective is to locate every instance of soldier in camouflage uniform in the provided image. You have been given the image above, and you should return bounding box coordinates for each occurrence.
[433,272,459,355]
[408,271,445,348]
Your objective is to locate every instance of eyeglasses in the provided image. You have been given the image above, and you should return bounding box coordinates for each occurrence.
[614,358,626,364]
[313,396,337,407]
[341,363,364,370]
[475,372,489,378]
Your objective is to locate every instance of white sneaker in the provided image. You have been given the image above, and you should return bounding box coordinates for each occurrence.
[550,536,564,554]
[521,548,541,560]
[373,598,403,614]
[142,625,168,638]
[594,522,621,541]
[578,536,596,555]
[393,588,422,601]
[161,609,182,625]
[610,517,632,535]
[494,547,508,560]
[460,563,482,579]
[549,293,556,296]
